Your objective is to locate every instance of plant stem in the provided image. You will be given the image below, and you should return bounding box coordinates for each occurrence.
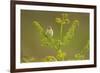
[60,24,63,41]
[59,23,63,50]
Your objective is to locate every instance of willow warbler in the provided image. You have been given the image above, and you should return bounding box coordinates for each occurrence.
[46,26,53,37]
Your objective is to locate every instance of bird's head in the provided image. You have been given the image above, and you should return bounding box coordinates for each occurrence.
[48,26,52,29]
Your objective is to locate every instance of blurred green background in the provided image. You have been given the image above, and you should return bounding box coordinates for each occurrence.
[21,10,89,62]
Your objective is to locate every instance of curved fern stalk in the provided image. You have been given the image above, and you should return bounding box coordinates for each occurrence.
[63,20,79,46]
[33,21,44,32]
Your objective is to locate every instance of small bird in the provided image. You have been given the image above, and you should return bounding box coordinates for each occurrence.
[46,26,53,37]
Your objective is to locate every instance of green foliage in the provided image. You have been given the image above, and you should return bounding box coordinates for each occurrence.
[74,53,85,60]
[43,56,57,62]
[33,21,59,50]
[32,13,81,62]
[22,57,36,63]
[74,40,89,60]
[56,50,66,61]
[63,20,79,46]
[56,13,70,25]
[33,21,43,32]
[22,57,29,62]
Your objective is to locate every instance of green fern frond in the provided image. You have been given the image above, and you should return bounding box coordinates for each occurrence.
[74,40,89,60]
[43,56,57,62]
[63,19,79,46]
[33,20,58,50]
[33,21,43,32]
[56,49,66,61]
